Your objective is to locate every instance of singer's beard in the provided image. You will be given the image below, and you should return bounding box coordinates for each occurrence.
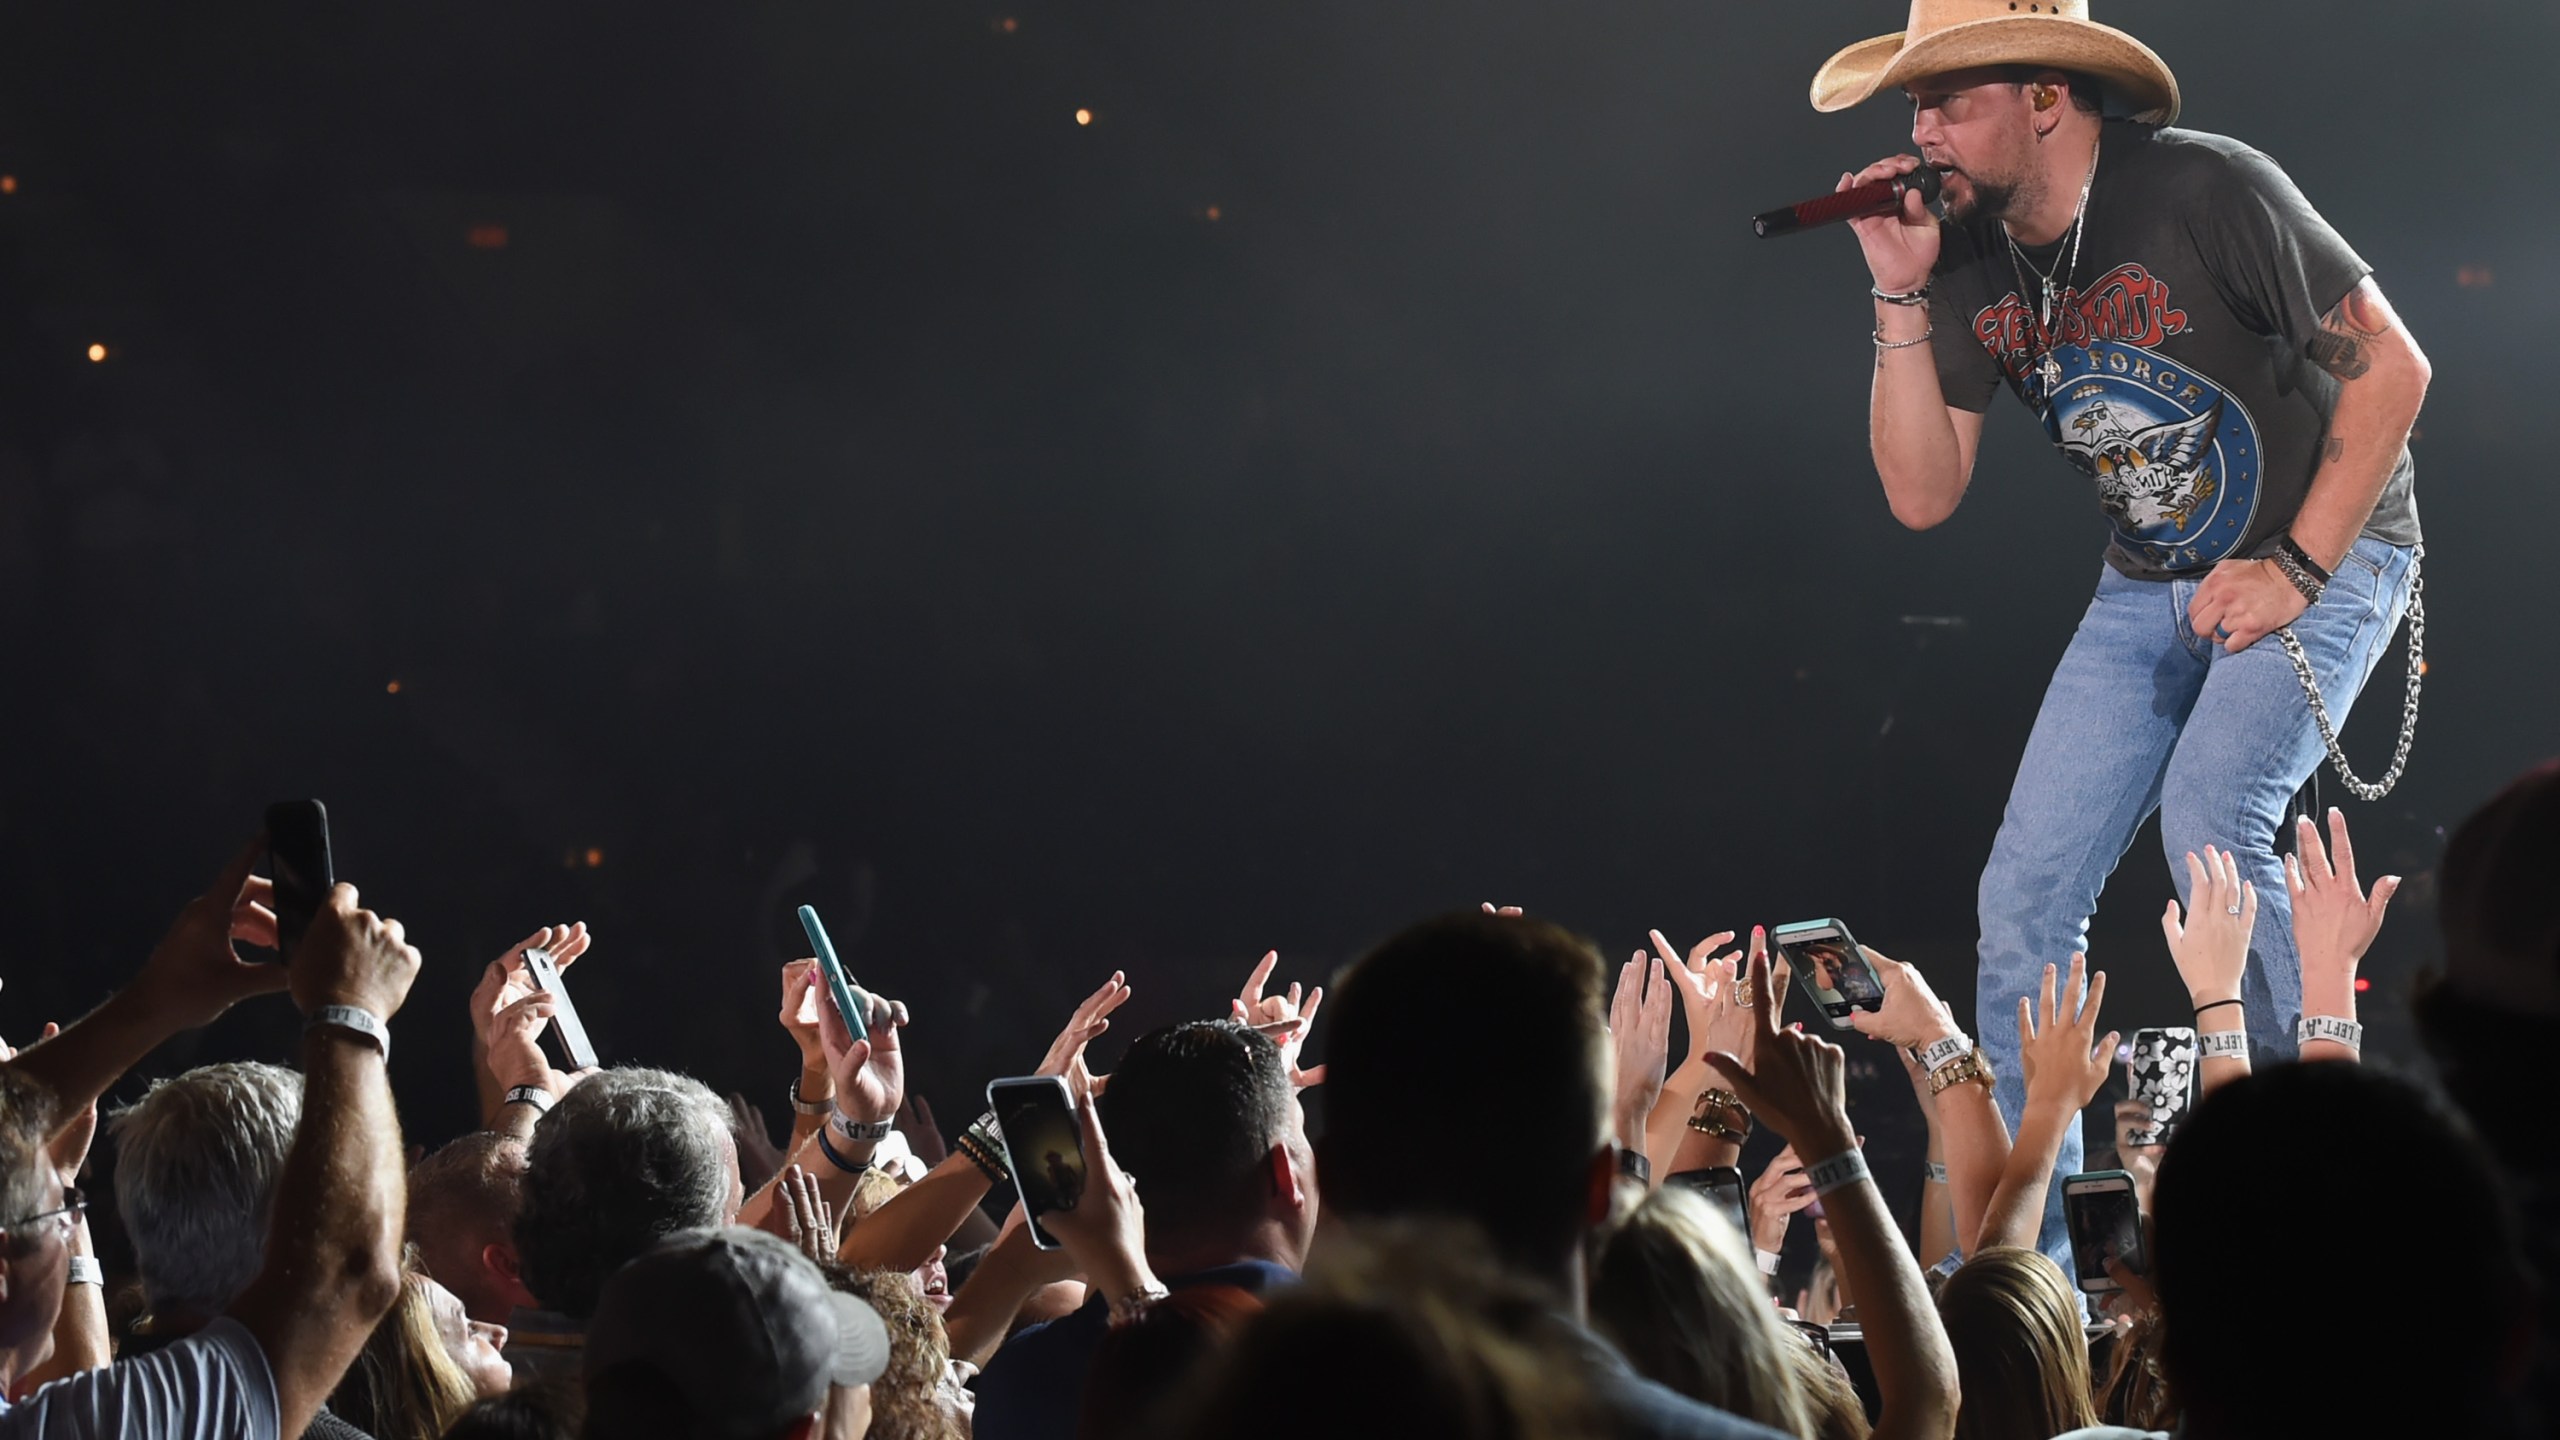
[1943,170,2021,225]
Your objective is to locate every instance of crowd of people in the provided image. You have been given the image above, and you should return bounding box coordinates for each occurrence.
[0,762,2550,1440]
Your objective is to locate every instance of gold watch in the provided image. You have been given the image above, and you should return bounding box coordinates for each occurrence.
[1686,1087,1752,1142]
[1927,1047,1997,1096]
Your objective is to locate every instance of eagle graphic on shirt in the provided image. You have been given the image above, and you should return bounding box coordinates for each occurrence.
[1972,263,2265,569]
[2058,395,2225,533]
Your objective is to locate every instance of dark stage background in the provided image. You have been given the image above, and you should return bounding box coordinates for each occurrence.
[1,1,2550,1197]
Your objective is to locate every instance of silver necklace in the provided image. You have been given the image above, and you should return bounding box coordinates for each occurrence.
[2004,136,2101,394]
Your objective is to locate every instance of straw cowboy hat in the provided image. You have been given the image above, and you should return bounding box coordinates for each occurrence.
[1811,0,2180,126]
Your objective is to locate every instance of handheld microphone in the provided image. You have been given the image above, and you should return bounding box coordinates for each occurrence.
[1753,167,1941,238]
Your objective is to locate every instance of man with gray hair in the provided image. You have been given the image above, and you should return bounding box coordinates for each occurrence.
[506,1066,744,1382]
[109,1062,304,1337]
[0,844,422,1440]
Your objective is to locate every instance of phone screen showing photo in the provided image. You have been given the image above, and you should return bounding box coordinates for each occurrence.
[1775,925,1886,1022]
[2066,1183,2142,1289]
[990,1079,1087,1248]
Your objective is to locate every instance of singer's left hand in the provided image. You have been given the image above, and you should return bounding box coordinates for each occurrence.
[2187,559,2309,653]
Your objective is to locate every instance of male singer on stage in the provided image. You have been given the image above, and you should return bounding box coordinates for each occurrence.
[1808,1,2427,1258]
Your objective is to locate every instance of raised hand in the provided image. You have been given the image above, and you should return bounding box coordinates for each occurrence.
[1036,973,1131,1080]
[1651,928,1740,1065]
[1749,1144,1815,1254]
[898,1094,948,1169]
[778,958,829,1072]
[2288,809,2399,1016]
[2161,846,2255,1007]
[821,983,911,1125]
[1846,947,1962,1050]
[1702,944,1855,1160]
[483,989,593,1103]
[2111,1097,2162,1211]
[469,924,591,1057]
[730,1092,788,1184]
[132,840,293,1032]
[2016,955,2118,1119]
[1041,1061,1155,1302]
[774,1164,841,1266]
[289,883,423,1023]
[1608,952,1674,1147]
[1231,952,1327,1088]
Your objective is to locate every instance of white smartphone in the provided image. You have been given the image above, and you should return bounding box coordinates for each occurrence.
[1772,919,1887,1029]
[2062,1170,2146,1295]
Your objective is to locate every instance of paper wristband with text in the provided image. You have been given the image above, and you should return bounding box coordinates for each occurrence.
[2298,1015,2363,1051]
[306,1005,390,1062]
[1803,1149,1870,1196]
[1918,1033,1974,1074]
[2197,1028,2249,1060]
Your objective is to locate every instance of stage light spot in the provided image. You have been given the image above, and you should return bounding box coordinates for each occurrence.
[995,15,1018,32]
[585,847,605,868]
[2456,266,2494,289]
[0,176,17,195]
[1203,204,1222,221]
[85,343,107,363]
[467,224,510,250]
[2353,977,2371,994]
[1074,108,1093,126]
[385,680,402,694]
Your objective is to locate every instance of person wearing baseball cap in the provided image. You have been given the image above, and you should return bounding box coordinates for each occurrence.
[583,1228,891,1440]
[1805,1,2428,1283]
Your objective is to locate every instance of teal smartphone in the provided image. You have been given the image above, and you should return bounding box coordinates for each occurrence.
[797,905,869,1042]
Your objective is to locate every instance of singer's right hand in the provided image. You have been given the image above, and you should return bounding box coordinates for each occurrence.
[1842,155,1939,295]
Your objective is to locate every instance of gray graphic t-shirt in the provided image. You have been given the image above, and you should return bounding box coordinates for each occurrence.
[1928,120,2420,581]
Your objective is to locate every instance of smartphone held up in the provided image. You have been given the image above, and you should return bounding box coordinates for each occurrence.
[263,800,334,963]
[2063,1170,2146,1294]
[1772,919,1887,1029]
[987,1076,1087,1250]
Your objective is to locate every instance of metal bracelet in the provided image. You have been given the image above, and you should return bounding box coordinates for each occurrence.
[2276,544,2423,802]
[788,1076,834,1117]
[2269,550,2325,605]
[1872,325,1934,350]
[1871,283,1932,306]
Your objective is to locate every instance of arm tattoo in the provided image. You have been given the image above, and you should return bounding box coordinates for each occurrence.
[2307,284,2392,382]
[2320,437,2346,464]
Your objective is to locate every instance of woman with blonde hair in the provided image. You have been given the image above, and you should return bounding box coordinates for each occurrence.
[1588,1184,1818,1437]
[327,1272,491,1440]
[1934,1246,2098,1440]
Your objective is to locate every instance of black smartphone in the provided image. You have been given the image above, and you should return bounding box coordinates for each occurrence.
[986,1076,1086,1251]
[1665,1165,1751,1239]
[2063,1170,2146,1294]
[263,800,333,963]
[520,946,601,1073]
[1772,918,1887,1028]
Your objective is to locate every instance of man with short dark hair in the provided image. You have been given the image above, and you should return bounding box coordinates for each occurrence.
[1318,912,1790,1440]
[507,1066,744,1383]
[408,1132,535,1327]
[971,1020,1314,1440]
[582,1227,890,1440]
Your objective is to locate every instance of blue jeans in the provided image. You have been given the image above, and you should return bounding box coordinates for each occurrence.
[1974,537,2416,1279]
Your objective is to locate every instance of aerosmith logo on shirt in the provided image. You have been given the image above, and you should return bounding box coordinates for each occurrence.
[1971,263,2266,569]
